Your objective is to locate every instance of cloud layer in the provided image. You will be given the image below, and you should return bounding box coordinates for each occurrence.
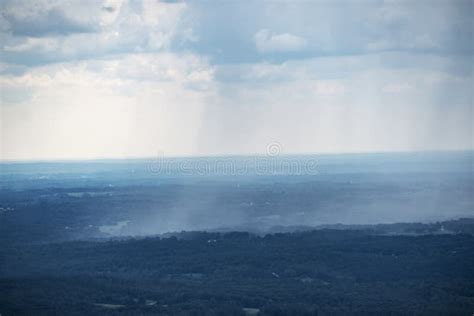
[1,0,473,160]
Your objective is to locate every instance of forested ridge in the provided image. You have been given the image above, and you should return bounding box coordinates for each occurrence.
[2,228,474,315]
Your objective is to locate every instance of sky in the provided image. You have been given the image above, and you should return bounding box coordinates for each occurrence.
[0,0,473,160]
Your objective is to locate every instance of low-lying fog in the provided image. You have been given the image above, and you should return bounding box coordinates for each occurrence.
[1,151,472,240]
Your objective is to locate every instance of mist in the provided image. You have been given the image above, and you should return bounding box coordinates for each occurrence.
[110,152,474,236]
[1,151,472,239]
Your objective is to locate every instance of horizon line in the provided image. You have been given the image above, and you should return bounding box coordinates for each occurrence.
[1,148,473,164]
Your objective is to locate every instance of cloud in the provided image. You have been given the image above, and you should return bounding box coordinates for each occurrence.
[187,0,473,64]
[0,52,214,94]
[254,29,307,53]
[312,81,346,95]
[1,50,472,160]
[1,0,473,160]
[364,0,473,54]
[189,50,472,156]
[0,0,100,37]
[381,83,414,93]
[100,0,124,27]
[1,0,192,66]
[0,52,215,160]
[4,37,59,52]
